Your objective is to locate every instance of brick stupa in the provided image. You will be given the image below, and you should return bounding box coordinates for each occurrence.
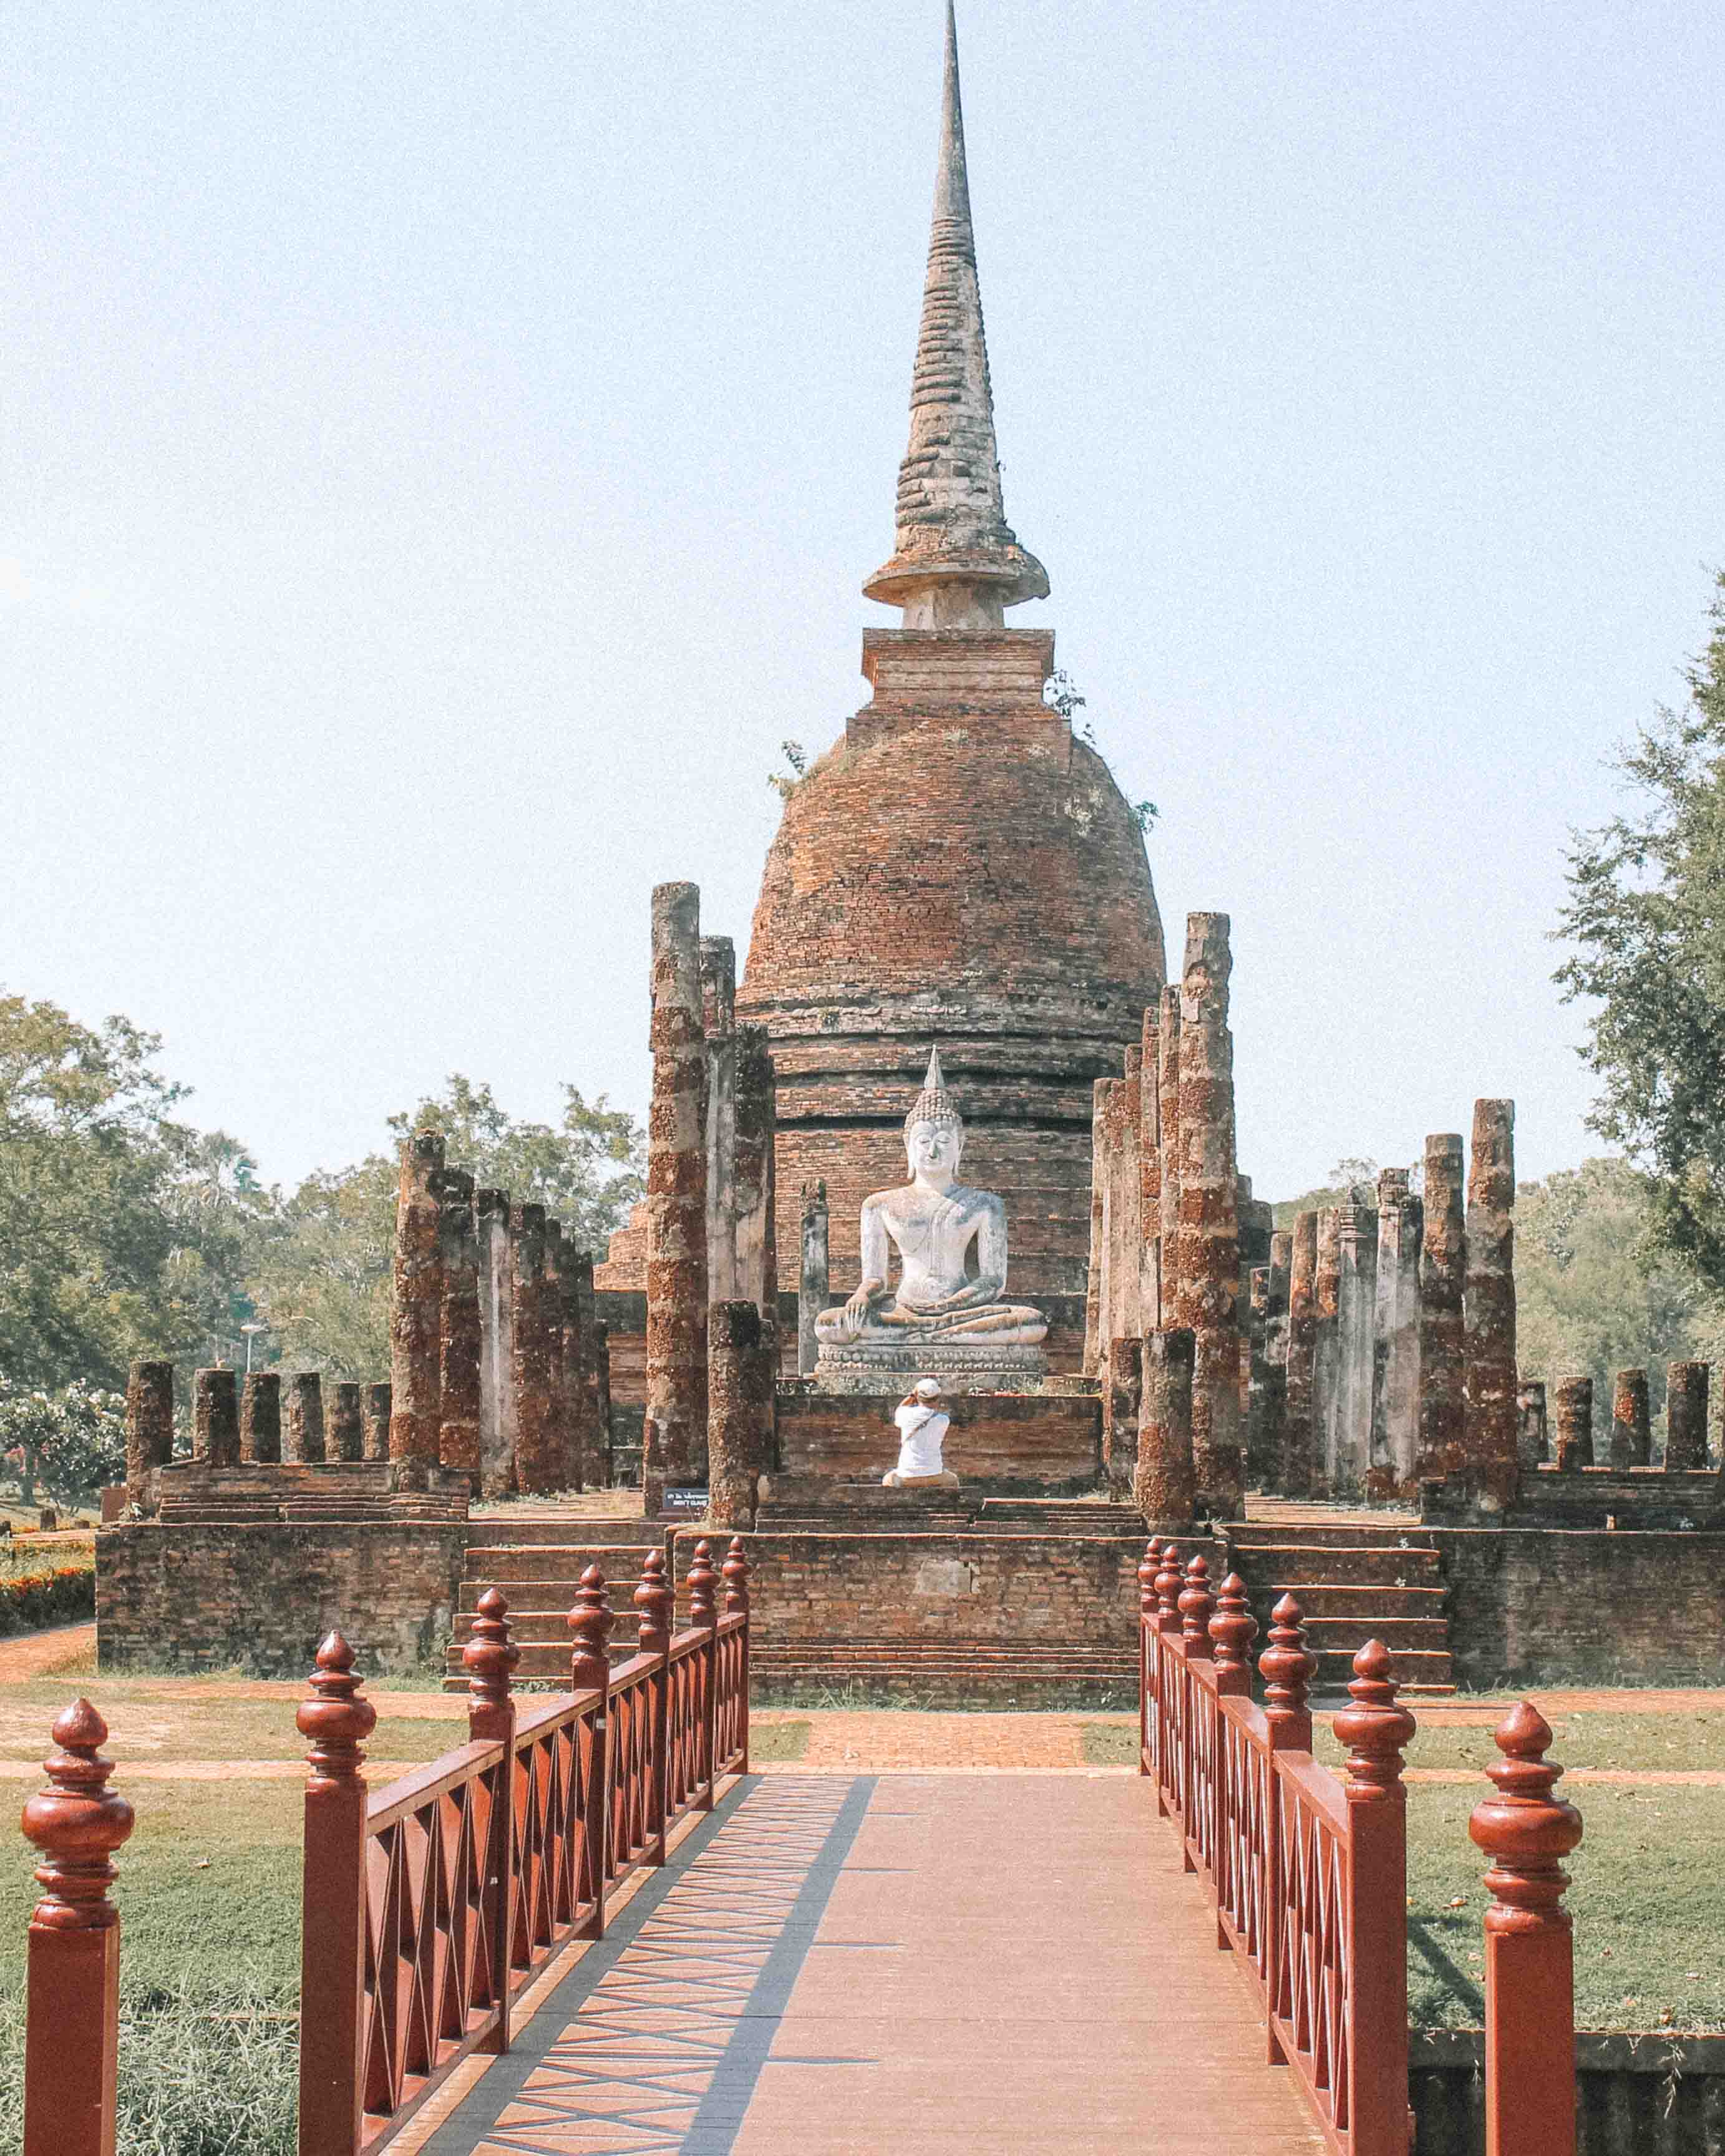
[736,2,1165,1373]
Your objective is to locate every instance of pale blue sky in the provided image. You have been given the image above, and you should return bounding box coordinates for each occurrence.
[4,1,1722,1200]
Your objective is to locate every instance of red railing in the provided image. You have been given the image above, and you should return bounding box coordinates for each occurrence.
[297,1533,751,2155]
[1140,1537,1413,2156]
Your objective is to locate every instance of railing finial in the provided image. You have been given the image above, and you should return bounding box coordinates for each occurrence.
[569,1564,612,1695]
[1469,1701,1583,1926]
[464,1587,518,1723]
[688,1537,719,1629]
[634,1548,673,1654]
[1139,1537,1162,1621]
[1178,1551,1215,1653]
[722,1536,751,1617]
[297,1630,376,1786]
[1259,1594,1315,1731]
[22,1699,135,1931]
[1333,1639,1416,1797]
[1154,1540,1183,1626]
[1209,1571,1257,1679]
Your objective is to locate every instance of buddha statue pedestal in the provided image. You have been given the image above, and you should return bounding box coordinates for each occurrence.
[812,1047,1047,1396]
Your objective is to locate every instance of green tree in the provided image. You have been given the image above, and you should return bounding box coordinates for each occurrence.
[1515,1156,1724,1443]
[0,1379,127,1507]
[248,1076,644,1377]
[1557,574,1725,1285]
[1270,1157,1389,1230]
[0,996,268,1390]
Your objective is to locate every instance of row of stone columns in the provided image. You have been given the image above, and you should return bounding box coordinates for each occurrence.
[386,1129,611,1497]
[1245,1105,1520,1508]
[1538,1362,1716,1470]
[643,883,779,1517]
[124,1361,393,1505]
[1086,913,1246,1527]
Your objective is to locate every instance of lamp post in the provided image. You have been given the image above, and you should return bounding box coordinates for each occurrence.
[240,1321,268,1374]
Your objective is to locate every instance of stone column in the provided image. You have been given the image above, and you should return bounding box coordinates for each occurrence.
[592,1321,613,1482]
[1092,1078,1122,1380]
[644,880,708,1513]
[1263,1231,1291,1490]
[1334,1203,1378,1494]
[1312,1208,1341,1493]
[362,1382,391,1462]
[328,1382,364,1463]
[241,1371,281,1464]
[1284,1212,1319,1497]
[475,1187,518,1498]
[193,1367,239,1467]
[1157,986,1183,1326]
[703,937,739,1309]
[1372,1176,1423,1498]
[797,1180,828,1378]
[1110,1049,1143,1349]
[1084,1082,1107,1377]
[1418,1133,1467,1485]
[1667,1362,1709,1472]
[552,1230,586,1492]
[1463,1100,1519,1510]
[1105,1335,1142,1503]
[389,1132,444,1475]
[1516,1381,1548,1470]
[1136,1328,1196,1528]
[283,1372,324,1464]
[1610,1367,1650,1469]
[512,1202,556,1493]
[1139,1004,1163,1331]
[707,1299,770,1530]
[125,1359,173,1508]
[1178,913,1243,1520]
[1245,1269,1274,1488]
[1552,1375,1593,1470]
[543,1221,569,1490]
[569,1248,598,1493]
[436,1167,481,1486]
[735,1028,779,1363]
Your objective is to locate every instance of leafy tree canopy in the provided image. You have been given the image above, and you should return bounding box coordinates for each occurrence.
[0,1378,127,1508]
[1557,574,1725,1286]
[0,995,268,1390]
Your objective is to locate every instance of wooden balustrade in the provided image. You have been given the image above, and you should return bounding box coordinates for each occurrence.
[1140,1539,1588,2156]
[294,1535,751,2155]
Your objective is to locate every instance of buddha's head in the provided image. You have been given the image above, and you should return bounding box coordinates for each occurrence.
[904,1046,963,1190]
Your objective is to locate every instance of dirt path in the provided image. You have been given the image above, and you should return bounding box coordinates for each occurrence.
[0,1621,96,1681]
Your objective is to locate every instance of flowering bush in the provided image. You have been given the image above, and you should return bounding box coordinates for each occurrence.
[0,1558,95,1634]
[0,1379,127,1508]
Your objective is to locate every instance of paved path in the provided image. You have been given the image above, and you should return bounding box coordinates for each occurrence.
[413,1773,1323,2156]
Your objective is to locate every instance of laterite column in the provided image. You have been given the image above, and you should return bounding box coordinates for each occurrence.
[1464,1099,1520,1509]
[438,1167,481,1485]
[1137,1328,1197,1529]
[1283,1212,1319,1498]
[1178,913,1242,1519]
[389,1132,444,1475]
[645,881,708,1513]
[124,1359,173,1510]
[193,1367,239,1466]
[1666,1361,1709,1472]
[1419,1133,1467,1483]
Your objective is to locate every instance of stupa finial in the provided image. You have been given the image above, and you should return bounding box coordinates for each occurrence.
[863,2,1049,631]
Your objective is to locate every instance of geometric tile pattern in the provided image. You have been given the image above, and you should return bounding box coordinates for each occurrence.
[423,1776,872,2156]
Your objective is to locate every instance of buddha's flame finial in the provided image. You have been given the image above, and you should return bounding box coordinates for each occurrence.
[905,1046,961,1131]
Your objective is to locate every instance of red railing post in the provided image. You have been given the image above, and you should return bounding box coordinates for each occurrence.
[1137,1537,1162,1775]
[570,1565,612,1938]
[723,1536,752,1774]
[1177,1554,1214,1872]
[1469,1702,1583,2156]
[688,1539,719,1809]
[20,1700,134,2156]
[464,1587,518,2056]
[634,1549,674,1862]
[1207,1573,1257,1951]
[1333,1640,1415,2156]
[296,1631,376,2156]
[1153,1541,1183,1818]
[1258,1595,1314,2064]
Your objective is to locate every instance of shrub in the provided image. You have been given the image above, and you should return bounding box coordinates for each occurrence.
[0,1557,96,1636]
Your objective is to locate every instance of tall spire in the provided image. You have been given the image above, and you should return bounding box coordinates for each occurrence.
[864,1,1048,629]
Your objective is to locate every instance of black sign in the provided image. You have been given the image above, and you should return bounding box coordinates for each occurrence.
[664,1488,709,1514]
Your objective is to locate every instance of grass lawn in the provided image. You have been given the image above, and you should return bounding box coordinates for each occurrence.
[1082,1709,1725,2031]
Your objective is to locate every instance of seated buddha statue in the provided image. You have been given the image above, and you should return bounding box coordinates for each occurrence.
[816,1049,1047,1350]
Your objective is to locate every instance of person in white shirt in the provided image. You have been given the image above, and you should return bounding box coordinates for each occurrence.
[883,1376,960,1488]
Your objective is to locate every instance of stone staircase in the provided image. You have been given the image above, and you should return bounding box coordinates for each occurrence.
[1217,1517,1456,1697]
[445,1517,669,1687]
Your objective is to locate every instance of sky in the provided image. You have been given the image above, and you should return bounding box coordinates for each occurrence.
[4,1,1723,1205]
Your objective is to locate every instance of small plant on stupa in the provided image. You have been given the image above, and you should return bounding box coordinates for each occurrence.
[767,739,809,801]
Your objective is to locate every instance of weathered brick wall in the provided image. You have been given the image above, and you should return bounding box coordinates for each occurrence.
[694,1528,1147,1646]
[1435,1528,1725,1686]
[97,1521,467,1676]
[777,1390,1101,1491]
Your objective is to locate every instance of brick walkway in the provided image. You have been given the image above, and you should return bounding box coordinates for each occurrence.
[412,1774,1323,2155]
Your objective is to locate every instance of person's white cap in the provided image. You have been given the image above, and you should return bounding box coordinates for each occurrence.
[913,1376,943,1400]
